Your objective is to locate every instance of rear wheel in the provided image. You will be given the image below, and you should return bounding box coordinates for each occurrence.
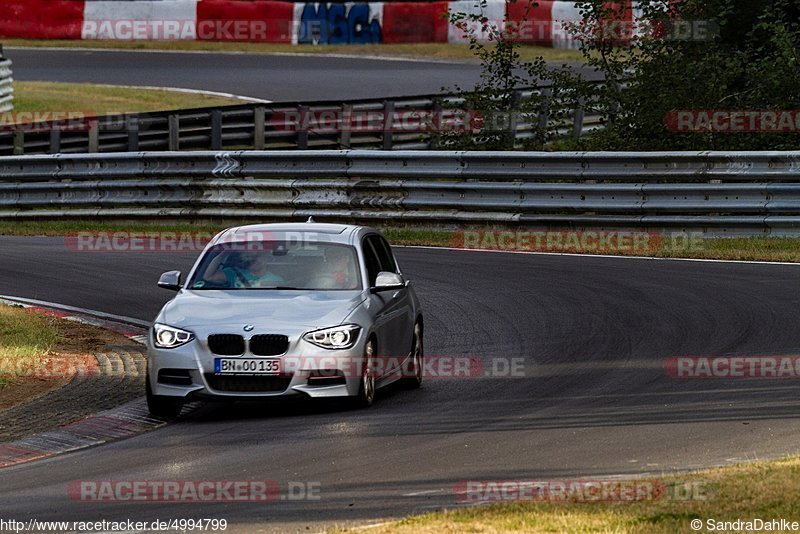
[146,374,184,418]
[352,339,376,408]
[401,322,423,389]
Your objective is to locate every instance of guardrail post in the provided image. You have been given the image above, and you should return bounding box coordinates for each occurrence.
[49,129,61,154]
[537,87,551,133]
[12,131,23,155]
[127,115,140,151]
[507,91,522,145]
[339,104,352,148]
[382,100,395,150]
[254,107,265,150]
[572,96,585,139]
[210,109,223,150]
[296,105,309,150]
[168,114,180,151]
[88,122,99,153]
[429,98,441,150]
[609,80,623,124]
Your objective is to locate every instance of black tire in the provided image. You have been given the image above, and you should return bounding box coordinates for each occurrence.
[351,339,377,408]
[146,374,184,418]
[400,322,423,389]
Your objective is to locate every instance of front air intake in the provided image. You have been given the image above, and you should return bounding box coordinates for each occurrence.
[205,374,292,393]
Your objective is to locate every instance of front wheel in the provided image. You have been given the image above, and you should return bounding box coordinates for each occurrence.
[146,374,184,418]
[351,339,376,408]
[401,323,423,389]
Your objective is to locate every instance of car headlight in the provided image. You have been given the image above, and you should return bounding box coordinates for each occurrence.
[152,323,194,349]
[303,325,361,350]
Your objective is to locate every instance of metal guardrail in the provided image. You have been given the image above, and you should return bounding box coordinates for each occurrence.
[0,85,605,156]
[0,59,13,113]
[3,150,800,235]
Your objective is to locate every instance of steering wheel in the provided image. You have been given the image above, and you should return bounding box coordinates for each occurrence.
[230,267,253,288]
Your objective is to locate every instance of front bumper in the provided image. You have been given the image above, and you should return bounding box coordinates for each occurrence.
[147,330,369,400]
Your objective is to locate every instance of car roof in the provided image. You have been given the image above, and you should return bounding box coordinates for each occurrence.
[209,222,379,246]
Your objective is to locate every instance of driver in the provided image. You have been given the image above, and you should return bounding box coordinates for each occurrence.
[203,250,284,288]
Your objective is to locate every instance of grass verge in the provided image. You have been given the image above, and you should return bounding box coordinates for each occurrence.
[1,222,800,263]
[4,39,584,63]
[11,81,245,116]
[339,457,800,533]
[0,305,58,388]
[387,229,800,263]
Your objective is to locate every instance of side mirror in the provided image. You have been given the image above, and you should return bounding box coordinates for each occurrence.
[158,271,182,291]
[371,272,405,293]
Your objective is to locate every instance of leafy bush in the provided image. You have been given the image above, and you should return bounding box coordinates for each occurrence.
[445,0,800,151]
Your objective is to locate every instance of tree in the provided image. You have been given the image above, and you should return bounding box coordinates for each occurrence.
[438,0,585,150]
[572,0,800,150]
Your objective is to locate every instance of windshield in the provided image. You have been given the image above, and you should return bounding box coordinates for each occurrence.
[188,241,361,291]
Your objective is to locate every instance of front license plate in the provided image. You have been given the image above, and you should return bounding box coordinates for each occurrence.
[214,358,281,375]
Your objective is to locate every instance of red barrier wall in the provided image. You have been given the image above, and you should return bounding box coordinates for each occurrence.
[0,0,629,48]
[507,0,553,44]
[197,0,294,43]
[383,2,449,44]
[0,0,85,39]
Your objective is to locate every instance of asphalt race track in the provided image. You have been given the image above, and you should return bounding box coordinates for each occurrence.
[1,237,800,531]
[8,48,486,101]
[7,48,601,102]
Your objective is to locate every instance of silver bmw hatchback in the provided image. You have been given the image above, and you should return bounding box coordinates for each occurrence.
[146,222,424,417]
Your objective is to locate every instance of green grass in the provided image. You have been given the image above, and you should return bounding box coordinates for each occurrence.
[1,222,800,263]
[337,457,800,533]
[4,39,584,63]
[11,81,244,117]
[0,221,217,236]
[0,305,59,388]
[688,236,800,262]
[385,228,800,263]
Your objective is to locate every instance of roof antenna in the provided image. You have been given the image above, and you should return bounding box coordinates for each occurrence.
[306,216,315,223]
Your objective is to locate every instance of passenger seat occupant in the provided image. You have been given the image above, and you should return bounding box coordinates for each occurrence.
[328,247,357,289]
[204,250,284,288]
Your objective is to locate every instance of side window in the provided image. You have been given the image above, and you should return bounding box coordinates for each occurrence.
[376,236,398,273]
[362,239,382,287]
[367,235,397,274]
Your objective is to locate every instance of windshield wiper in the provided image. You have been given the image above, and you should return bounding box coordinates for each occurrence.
[264,286,303,290]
